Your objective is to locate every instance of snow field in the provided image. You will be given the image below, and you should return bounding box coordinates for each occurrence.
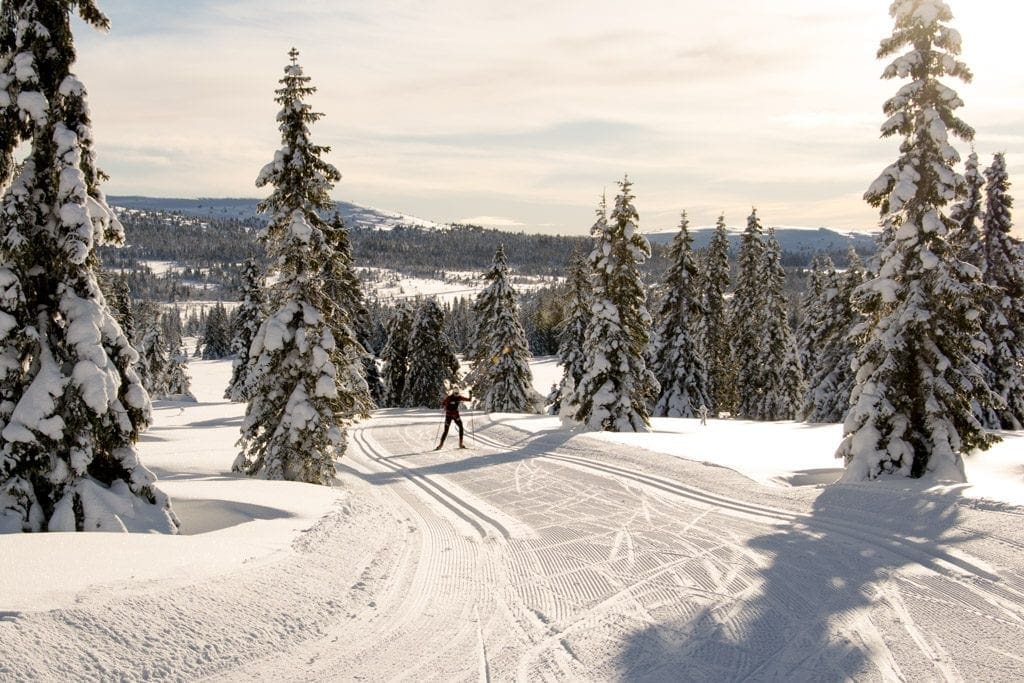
[1,357,1022,680]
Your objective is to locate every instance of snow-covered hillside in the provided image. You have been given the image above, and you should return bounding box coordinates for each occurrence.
[644,224,879,257]
[2,358,1022,680]
[109,196,443,231]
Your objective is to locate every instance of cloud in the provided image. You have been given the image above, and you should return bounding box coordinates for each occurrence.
[66,2,1024,235]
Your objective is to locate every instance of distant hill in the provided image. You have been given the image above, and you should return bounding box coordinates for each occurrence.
[644,225,878,261]
[108,196,442,231]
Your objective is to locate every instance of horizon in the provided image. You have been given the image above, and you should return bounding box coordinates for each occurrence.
[76,2,1023,235]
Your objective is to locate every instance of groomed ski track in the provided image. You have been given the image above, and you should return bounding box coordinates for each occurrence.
[224,408,1024,681]
[3,407,1024,682]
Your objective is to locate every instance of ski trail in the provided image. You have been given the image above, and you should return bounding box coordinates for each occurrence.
[475,604,490,683]
[877,577,963,682]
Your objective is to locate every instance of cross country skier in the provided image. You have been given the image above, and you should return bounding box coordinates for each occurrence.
[435,389,471,450]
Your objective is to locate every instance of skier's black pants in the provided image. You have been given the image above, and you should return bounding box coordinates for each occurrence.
[439,415,464,445]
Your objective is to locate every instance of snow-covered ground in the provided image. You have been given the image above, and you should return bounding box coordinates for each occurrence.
[2,359,1023,680]
[361,266,561,304]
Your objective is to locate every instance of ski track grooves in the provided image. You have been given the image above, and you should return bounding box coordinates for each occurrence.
[471,417,1024,679]
[351,423,511,542]
[8,409,1023,681]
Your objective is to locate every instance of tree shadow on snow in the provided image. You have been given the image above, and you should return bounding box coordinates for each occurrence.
[614,483,981,681]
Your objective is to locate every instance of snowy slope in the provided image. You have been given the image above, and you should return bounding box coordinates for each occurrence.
[1,358,1023,680]
[109,196,442,231]
[645,224,879,257]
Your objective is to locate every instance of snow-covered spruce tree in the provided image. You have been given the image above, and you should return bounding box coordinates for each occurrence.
[380,300,413,407]
[0,1,175,532]
[650,212,710,417]
[201,301,232,360]
[802,250,865,423]
[573,181,658,431]
[730,209,767,419]
[404,299,459,408]
[467,245,539,413]
[323,212,383,406]
[106,274,135,345]
[224,258,264,402]
[550,248,591,416]
[797,254,835,378]
[977,153,1024,429]
[235,48,372,484]
[139,325,169,398]
[949,151,984,269]
[753,228,804,420]
[698,214,733,414]
[837,0,998,481]
[163,344,195,401]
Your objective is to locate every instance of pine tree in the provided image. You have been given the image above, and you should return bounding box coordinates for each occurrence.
[730,210,767,419]
[573,180,657,431]
[139,325,169,398]
[164,344,195,401]
[550,248,590,416]
[404,299,459,408]
[802,250,865,423]
[797,254,834,377]
[468,245,539,413]
[323,212,383,406]
[235,49,371,484]
[949,151,985,269]
[650,212,710,417]
[698,215,733,414]
[754,228,804,420]
[224,258,264,402]
[380,301,414,407]
[107,275,136,345]
[837,1,998,481]
[977,153,1024,429]
[201,301,232,360]
[0,1,175,532]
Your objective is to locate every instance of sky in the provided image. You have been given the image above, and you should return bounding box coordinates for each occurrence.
[71,1,1024,235]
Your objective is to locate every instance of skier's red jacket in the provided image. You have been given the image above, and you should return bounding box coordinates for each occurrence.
[442,394,469,418]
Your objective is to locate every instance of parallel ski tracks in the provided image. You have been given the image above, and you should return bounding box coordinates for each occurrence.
[469,426,1024,627]
[350,423,511,542]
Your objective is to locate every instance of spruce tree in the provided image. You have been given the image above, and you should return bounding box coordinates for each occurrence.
[164,344,195,401]
[574,180,657,432]
[797,254,834,377]
[949,151,985,269]
[201,301,232,360]
[977,153,1024,429]
[550,248,590,417]
[699,215,732,414]
[0,1,175,532]
[802,250,865,423]
[837,1,998,481]
[323,212,382,404]
[468,245,539,413]
[235,49,371,484]
[650,212,710,417]
[730,210,767,419]
[380,301,413,407]
[404,299,459,408]
[107,275,136,346]
[139,325,169,398]
[224,258,264,402]
[754,228,804,420]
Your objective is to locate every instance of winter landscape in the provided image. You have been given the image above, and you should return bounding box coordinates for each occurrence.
[3,1,1024,682]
